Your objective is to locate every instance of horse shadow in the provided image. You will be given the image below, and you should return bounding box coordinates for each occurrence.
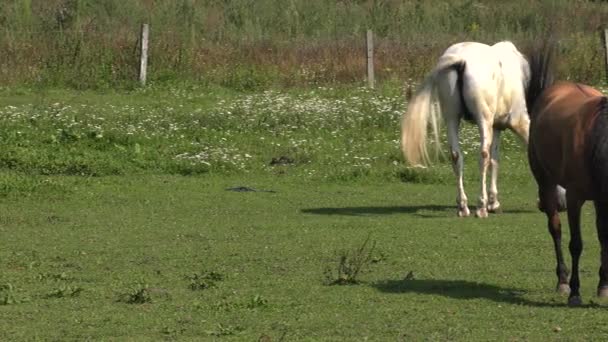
[372,278,599,308]
[301,205,534,218]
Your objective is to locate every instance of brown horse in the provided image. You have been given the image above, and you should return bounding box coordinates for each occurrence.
[527,48,608,305]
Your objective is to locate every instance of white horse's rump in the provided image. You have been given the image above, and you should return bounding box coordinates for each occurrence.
[401,41,531,218]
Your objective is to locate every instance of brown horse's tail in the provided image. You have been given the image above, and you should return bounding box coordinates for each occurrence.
[525,38,557,114]
[590,97,608,198]
[525,38,565,209]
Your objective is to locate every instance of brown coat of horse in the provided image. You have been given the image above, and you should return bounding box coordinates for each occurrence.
[528,81,608,306]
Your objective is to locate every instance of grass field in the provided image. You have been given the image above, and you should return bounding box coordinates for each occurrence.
[0,86,607,340]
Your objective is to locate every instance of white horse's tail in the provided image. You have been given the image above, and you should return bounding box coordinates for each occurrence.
[401,54,465,166]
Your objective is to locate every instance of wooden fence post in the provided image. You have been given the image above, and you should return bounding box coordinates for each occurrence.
[366,29,375,89]
[139,23,150,86]
[603,29,608,84]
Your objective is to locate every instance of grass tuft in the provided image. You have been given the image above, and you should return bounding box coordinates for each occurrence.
[0,283,21,305]
[186,271,223,291]
[118,281,152,304]
[324,236,377,285]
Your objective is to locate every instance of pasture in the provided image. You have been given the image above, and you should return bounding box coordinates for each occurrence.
[1,86,608,340]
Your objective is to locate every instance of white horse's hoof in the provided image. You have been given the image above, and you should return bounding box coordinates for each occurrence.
[475,208,488,218]
[488,201,502,213]
[457,206,470,217]
[557,186,567,212]
[597,286,608,298]
[557,283,570,295]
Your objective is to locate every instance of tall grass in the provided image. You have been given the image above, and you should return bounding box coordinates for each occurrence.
[1,0,607,89]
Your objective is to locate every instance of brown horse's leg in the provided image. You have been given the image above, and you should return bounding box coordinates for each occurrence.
[539,186,569,294]
[594,201,608,297]
[566,197,584,306]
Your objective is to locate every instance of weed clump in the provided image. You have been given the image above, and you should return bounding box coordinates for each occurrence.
[45,285,83,298]
[186,271,223,291]
[0,283,20,305]
[118,281,152,304]
[324,236,377,285]
[206,323,244,337]
[246,294,268,309]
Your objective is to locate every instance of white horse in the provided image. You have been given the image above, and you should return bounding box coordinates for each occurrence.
[401,41,532,218]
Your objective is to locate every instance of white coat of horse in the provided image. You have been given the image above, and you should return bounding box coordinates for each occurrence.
[401,41,531,218]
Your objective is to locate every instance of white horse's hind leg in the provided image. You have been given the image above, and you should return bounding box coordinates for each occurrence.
[476,121,493,218]
[488,129,501,213]
[446,117,470,217]
[510,114,530,145]
[439,68,470,217]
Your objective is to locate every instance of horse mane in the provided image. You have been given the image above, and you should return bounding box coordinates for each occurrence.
[525,37,557,114]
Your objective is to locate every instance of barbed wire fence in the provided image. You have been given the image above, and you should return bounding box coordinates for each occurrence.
[1,25,608,87]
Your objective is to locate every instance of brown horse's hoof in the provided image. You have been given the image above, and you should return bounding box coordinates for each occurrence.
[536,198,547,212]
[597,286,608,298]
[568,295,583,307]
[557,283,570,295]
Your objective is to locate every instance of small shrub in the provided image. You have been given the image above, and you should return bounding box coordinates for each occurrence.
[221,65,275,92]
[160,325,186,337]
[186,271,223,291]
[397,167,449,184]
[210,296,240,312]
[324,236,377,285]
[0,283,20,305]
[246,294,268,309]
[118,282,152,304]
[206,323,244,337]
[36,272,71,282]
[45,284,83,298]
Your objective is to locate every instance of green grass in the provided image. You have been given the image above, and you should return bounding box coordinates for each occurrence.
[0,83,536,183]
[0,174,606,340]
[0,86,607,340]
